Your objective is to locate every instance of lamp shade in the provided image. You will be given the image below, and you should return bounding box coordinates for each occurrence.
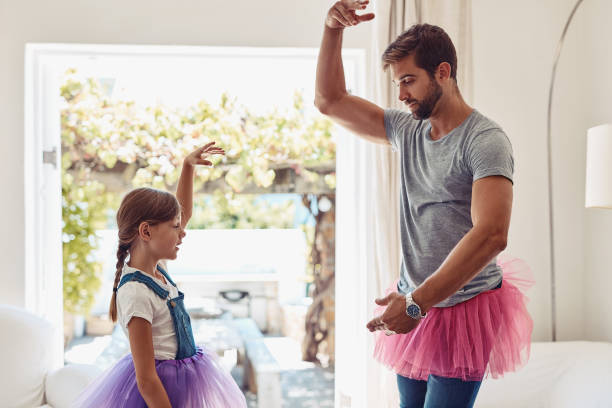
[585,123,612,208]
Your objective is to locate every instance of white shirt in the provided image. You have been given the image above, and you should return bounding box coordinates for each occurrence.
[116,262,178,360]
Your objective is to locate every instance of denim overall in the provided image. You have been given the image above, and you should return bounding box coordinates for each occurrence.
[117,265,197,360]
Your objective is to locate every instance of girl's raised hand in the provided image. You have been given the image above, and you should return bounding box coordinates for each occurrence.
[185,141,225,166]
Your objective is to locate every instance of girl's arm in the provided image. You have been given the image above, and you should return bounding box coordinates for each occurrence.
[176,142,225,229]
[128,317,172,408]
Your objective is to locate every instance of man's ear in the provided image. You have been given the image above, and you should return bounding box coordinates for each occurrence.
[436,62,452,82]
[138,222,152,242]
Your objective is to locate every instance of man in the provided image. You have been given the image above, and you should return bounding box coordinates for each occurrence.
[315,1,533,407]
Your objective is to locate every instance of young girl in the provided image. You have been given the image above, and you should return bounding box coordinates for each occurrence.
[74,142,247,408]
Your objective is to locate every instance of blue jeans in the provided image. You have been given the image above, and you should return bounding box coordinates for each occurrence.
[397,374,482,408]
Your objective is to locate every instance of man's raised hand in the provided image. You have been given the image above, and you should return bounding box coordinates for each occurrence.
[325,0,375,30]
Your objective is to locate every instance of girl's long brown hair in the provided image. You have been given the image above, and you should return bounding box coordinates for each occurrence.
[109,187,180,322]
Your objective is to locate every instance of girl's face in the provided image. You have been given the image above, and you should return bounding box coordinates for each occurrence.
[149,215,186,260]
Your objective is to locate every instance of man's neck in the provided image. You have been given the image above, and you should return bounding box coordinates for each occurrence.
[428,92,473,141]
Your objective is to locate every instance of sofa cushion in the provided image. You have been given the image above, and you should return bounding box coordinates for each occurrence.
[548,342,612,408]
[45,364,102,408]
[477,341,612,407]
[0,305,54,407]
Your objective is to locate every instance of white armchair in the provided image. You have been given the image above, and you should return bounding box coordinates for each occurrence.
[0,305,101,408]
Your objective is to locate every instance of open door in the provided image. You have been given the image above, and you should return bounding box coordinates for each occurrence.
[25,45,65,368]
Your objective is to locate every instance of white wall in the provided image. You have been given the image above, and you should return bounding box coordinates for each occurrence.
[0,0,371,307]
[473,0,612,343]
[472,0,592,341]
[583,0,612,341]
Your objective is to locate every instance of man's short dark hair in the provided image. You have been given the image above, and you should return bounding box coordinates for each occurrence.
[382,23,457,80]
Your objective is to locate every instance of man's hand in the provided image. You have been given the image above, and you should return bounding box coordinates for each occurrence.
[325,0,375,30]
[366,292,420,335]
[184,141,225,167]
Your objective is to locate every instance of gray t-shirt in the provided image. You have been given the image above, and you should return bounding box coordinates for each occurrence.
[384,108,514,307]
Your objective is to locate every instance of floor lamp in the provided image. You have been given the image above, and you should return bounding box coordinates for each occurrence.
[585,124,612,210]
[547,0,612,341]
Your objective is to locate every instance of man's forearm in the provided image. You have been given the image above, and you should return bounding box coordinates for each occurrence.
[175,161,194,226]
[315,26,348,109]
[411,227,507,313]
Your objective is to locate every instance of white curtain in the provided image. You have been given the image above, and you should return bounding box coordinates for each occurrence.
[335,1,473,407]
[420,0,473,105]
[364,1,409,406]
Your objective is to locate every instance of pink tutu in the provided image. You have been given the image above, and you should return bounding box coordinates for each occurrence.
[373,255,534,381]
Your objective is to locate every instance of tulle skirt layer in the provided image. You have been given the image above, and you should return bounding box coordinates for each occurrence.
[72,347,247,407]
[373,256,534,381]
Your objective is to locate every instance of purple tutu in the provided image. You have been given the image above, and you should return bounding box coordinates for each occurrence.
[72,347,247,407]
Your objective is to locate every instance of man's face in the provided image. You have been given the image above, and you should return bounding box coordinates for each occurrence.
[391,55,443,120]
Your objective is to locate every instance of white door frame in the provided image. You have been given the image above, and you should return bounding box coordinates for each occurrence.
[25,45,66,368]
[24,44,368,395]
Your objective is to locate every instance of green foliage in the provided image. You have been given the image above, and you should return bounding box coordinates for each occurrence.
[61,154,117,315]
[60,69,335,315]
[60,69,336,192]
[189,191,295,229]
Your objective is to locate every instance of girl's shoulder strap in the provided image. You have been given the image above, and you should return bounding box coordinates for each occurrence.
[156,264,177,288]
[117,271,170,299]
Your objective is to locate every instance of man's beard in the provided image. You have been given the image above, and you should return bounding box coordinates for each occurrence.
[408,77,442,120]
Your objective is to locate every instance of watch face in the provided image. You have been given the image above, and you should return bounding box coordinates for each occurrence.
[406,304,421,319]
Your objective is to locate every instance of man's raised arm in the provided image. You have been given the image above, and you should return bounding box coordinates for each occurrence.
[314,0,388,145]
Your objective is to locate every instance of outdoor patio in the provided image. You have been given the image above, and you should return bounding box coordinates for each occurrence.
[65,316,334,407]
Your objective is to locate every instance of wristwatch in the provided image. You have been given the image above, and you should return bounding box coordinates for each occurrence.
[405,293,426,320]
